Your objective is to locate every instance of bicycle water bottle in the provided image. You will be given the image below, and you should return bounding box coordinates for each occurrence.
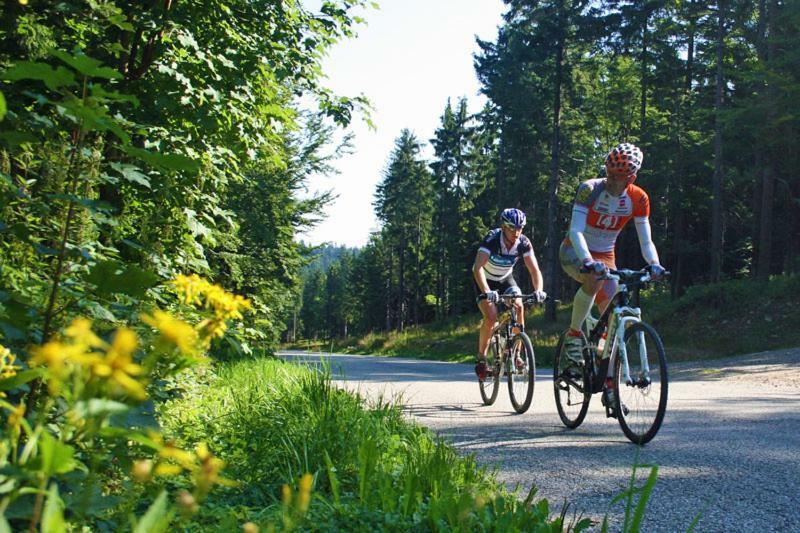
[597,332,607,353]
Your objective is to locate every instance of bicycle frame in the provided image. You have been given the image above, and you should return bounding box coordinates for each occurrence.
[491,294,538,372]
[490,300,522,372]
[585,272,653,387]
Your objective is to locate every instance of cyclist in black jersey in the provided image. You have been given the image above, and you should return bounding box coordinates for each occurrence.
[473,208,546,380]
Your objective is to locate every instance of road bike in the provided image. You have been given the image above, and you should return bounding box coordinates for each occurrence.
[553,268,669,444]
[479,293,544,414]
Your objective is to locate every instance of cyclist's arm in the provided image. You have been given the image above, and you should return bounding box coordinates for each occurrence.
[568,205,593,264]
[523,253,544,292]
[634,216,660,265]
[473,250,492,294]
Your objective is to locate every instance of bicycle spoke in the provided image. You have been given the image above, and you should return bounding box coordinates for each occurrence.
[553,332,590,428]
[479,334,502,405]
[615,322,668,444]
[508,333,535,414]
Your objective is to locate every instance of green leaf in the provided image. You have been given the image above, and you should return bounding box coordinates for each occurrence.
[51,50,122,80]
[0,515,11,533]
[48,193,114,214]
[81,301,116,322]
[73,399,130,418]
[0,369,46,392]
[121,145,200,173]
[0,131,38,148]
[41,483,66,533]
[110,163,151,188]
[91,85,140,107]
[184,208,212,237]
[37,432,77,476]
[84,260,159,298]
[133,491,173,533]
[57,97,130,143]
[2,62,77,91]
[0,92,6,121]
[61,480,120,517]
[110,400,158,430]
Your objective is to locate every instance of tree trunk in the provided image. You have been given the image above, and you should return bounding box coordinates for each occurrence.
[710,1,726,282]
[786,179,800,274]
[385,249,393,331]
[671,2,696,297]
[755,0,778,280]
[545,0,565,322]
[398,236,406,332]
[639,13,649,136]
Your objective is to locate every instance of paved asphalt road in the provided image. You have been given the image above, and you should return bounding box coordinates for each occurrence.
[279,349,800,532]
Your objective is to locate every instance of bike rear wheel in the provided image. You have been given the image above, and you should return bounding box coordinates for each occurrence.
[507,332,535,413]
[479,334,501,405]
[553,331,590,428]
[614,321,668,445]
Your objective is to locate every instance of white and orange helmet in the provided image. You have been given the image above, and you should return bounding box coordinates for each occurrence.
[605,143,643,177]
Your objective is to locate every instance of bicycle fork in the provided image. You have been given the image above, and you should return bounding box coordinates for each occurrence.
[612,310,650,387]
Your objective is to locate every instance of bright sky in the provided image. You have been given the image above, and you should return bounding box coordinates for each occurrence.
[298,0,505,248]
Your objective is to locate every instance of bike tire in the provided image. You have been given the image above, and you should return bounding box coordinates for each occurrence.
[507,332,535,414]
[479,334,501,405]
[553,331,590,428]
[614,321,668,445]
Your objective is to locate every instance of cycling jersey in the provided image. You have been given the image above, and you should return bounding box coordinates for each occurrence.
[477,229,534,282]
[565,178,650,254]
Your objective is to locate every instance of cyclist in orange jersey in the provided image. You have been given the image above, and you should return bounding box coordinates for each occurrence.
[559,143,666,370]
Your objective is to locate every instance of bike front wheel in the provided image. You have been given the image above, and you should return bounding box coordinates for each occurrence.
[614,321,668,445]
[479,334,501,405]
[507,332,535,414]
[553,331,590,428]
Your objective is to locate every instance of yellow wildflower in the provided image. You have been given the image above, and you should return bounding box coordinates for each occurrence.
[198,318,228,340]
[0,345,20,382]
[205,286,251,320]
[296,473,313,513]
[172,274,206,306]
[159,442,197,470]
[154,463,183,476]
[6,403,25,433]
[171,274,252,320]
[141,310,199,355]
[242,523,259,533]
[95,328,146,400]
[64,318,108,350]
[132,459,153,483]
[195,442,235,494]
[30,342,70,394]
[147,430,197,476]
[176,490,198,514]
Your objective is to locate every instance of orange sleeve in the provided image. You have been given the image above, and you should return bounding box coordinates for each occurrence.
[630,186,650,217]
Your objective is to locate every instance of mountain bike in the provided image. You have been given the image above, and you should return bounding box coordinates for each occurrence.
[479,293,544,414]
[553,268,669,444]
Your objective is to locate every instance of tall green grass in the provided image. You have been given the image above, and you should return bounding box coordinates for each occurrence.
[158,359,577,530]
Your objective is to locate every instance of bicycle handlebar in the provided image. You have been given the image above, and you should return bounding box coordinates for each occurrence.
[498,293,555,306]
[579,266,671,283]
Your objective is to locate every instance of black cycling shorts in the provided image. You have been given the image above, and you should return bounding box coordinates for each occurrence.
[474,276,519,303]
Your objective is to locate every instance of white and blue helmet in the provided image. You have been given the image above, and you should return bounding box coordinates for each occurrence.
[500,208,526,229]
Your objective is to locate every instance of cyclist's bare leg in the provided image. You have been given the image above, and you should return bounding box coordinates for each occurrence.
[477,300,498,358]
[513,299,524,329]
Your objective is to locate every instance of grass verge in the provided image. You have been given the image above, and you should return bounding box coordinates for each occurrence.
[157,358,582,531]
